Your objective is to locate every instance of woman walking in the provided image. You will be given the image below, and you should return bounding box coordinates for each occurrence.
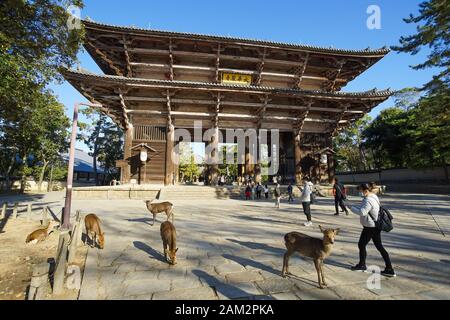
[349,183,396,277]
[298,178,313,226]
[264,184,269,199]
[274,183,281,208]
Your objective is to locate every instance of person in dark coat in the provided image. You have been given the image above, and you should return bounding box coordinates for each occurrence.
[333,177,349,215]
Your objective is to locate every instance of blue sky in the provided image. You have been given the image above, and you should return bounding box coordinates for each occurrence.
[51,0,436,152]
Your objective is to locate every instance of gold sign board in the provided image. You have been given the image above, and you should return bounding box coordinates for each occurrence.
[221,72,252,85]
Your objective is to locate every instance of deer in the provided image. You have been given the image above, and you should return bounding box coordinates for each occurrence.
[145,200,174,225]
[84,213,105,249]
[25,220,58,244]
[160,221,178,265]
[281,225,340,289]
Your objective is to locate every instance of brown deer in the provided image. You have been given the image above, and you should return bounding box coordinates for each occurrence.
[160,221,178,265]
[84,214,105,249]
[282,225,339,289]
[145,200,174,225]
[25,220,58,244]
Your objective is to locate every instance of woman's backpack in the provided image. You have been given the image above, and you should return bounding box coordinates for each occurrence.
[368,197,394,232]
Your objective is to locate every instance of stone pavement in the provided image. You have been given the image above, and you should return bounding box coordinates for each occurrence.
[70,192,450,300]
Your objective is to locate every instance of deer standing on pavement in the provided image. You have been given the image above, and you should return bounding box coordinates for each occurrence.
[145,200,174,225]
[282,225,340,289]
[160,221,178,265]
[84,213,105,249]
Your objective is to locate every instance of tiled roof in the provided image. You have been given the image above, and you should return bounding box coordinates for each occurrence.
[63,68,392,99]
[83,20,390,57]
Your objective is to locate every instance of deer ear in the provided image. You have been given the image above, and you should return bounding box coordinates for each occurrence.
[175,248,179,252]
[319,225,324,232]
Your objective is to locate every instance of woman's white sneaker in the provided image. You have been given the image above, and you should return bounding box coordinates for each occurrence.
[303,221,312,227]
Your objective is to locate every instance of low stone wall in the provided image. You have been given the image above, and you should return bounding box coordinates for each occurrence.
[72,185,161,200]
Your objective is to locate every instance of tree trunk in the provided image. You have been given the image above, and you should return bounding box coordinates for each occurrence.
[47,164,54,192]
[4,155,15,192]
[442,157,449,185]
[93,149,98,186]
[20,154,27,194]
[38,160,49,192]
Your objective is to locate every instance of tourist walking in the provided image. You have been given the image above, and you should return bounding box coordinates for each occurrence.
[349,183,396,277]
[245,185,252,200]
[333,177,349,215]
[287,183,294,203]
[264,184,269,199]
[256,183,262,199]
[274,183,281,208]
[299,178,314,226]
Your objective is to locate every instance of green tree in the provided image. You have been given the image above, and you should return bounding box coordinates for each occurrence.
[78,109,124,184]
[0,0,84,192]
[333,115,373,172]
[391,0,449,92]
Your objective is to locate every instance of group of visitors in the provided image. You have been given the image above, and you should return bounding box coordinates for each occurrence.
[244,182,270,201]
[248,176,395,277]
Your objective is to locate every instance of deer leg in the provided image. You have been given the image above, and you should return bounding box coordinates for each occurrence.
[162,240,168,261]
[314,259,324,289]
[320,260,327,286]
[282,250,293,277]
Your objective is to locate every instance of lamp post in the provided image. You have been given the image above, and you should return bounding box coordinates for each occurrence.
[61,102,102,230]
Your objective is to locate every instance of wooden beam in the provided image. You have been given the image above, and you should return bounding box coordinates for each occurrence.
[322,59,346,92]
[122,35,133,77]
[168,39,174,80]
[256,94,269,128]
[331,104,349,136]
[215,43,221,83]
[128,62,347,83]
[98,94,367,115]
[292,53,309,88]
[86,41,124,76]
[255,48,267,86]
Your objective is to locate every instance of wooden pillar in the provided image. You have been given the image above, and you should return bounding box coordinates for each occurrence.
[209,126,220,186]
[327,153,335,183]
[294,132,302,185]
[123,125,133,183]
[164,123,175,186]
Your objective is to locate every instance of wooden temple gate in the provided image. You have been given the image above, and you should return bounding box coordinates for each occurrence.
[64,20,390,185]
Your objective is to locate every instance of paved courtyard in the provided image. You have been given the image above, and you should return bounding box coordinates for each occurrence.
[2,190,449,300]
[70,192,450,300]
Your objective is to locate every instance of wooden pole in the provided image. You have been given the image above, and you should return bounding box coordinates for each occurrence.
[0,202,6,219]
[12,202,18,219]
[68,211,81,263]
[27,203,32,221]
[27,262,50,300]
[53,230,70,295]
[294,132,302,185]
[62,103,79,230]
[42,206,48,226]
[164,123,175,185]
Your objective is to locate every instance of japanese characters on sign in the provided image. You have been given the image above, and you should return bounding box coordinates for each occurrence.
[221,72,252,85]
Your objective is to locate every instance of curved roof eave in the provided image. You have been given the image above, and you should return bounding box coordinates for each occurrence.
[62,68,392,99]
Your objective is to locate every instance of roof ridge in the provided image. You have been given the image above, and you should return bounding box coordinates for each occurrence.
[82,20,390,56]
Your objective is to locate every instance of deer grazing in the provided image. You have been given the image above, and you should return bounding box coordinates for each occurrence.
[84,213,105,249]
[282,225,340,289]
[25,220,58,244]
[145,200,174,225]
[160,221,178,265]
